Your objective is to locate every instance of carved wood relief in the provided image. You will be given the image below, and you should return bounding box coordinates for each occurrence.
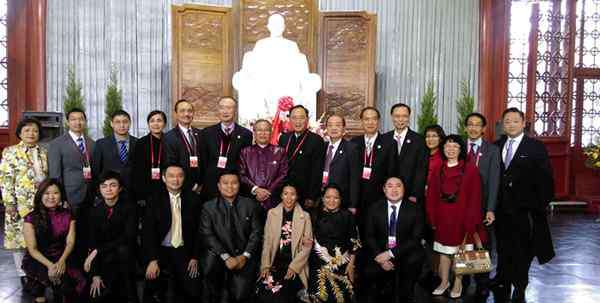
[319,12,377,135]
[172,5,232,127]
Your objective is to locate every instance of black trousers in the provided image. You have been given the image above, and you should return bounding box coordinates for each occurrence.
[201,252,257,303]
[143,246,201,303]
[495,210,535,290]
[361,249,424,303]
[90,245,138,303]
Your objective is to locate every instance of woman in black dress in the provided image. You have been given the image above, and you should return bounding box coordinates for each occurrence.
[309,184,360,303]
[257,184,313,303]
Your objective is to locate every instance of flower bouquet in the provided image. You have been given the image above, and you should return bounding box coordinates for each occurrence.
[583,137,600,170]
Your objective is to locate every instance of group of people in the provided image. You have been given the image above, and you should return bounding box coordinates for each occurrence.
[0,96,555,303]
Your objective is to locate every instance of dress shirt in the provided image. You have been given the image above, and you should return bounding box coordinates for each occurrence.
[502,132,524,163]
[162,191,184,247]
[387,200,402,258]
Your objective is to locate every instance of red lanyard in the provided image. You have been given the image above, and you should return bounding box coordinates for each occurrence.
[285,132,308,161]
[219,139,231,157]
[177,128,196,156]
[150,135,162,168]
[364,148,374,167]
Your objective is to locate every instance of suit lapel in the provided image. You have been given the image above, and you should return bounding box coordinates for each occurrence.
[330,140,345,167]
[398,130,412,161]
[506,135,527,171]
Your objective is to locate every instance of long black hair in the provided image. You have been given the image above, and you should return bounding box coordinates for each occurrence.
[30,179,69,237]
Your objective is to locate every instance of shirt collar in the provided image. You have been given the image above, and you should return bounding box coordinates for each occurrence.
[468,137,483,148]
[394,128,408,139]
[329,138,342,150]
[178,124,190,133]
[507,132,525,146]
[69,130,84,142]
[364,132,378,143]
[387,200,402,210]
[221,122,234,133]
[168,191,181,201]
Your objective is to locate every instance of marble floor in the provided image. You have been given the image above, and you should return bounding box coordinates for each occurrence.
[1,212,599,303]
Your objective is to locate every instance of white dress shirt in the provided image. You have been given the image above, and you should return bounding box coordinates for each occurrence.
[502,132,524,164]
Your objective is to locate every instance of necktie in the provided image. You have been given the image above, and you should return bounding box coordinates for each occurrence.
[389,205,397,236]
[170,195,183,248]
[187,129,196,145]
[366,138,373,155]
[395,135,403,155]
[469,143,477,159]
[225,126,232,136]
[77,137,85,153]
[107,207,113,220]
[118,140,128,163]
[504,139,515,168]
[324,144,334,171]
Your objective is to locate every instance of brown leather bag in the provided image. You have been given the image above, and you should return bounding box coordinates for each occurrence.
[453,232,492,275]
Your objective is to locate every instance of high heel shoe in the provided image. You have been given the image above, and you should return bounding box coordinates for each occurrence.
[450,284,463,299]
[432,282,449,296]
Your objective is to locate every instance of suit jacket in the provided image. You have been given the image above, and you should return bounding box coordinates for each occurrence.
[381,129,428,202]
[199,123,252,200]
[495,135,555,264]
[87,197,137,276]
[468,140,501,212]
[131,133,167,201]
[163,126,203,191]
[324,139,361,208]
[261,204,312,288]
[364,199,425,261]
[350,134,396,211]
[199,196,262,268]
[48,133,96,206]
[278,131,325,203]
[92,135,138,191]
[142,188,202,264]
[239,144,288,209]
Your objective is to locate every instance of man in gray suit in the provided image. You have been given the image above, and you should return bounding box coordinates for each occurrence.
[464,112,501,298]
[48,108,96,213]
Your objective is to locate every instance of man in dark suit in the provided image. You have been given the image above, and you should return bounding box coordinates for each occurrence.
[48,108,95,212]
[85,171,137,302]
[92,110,138,198]
[199,96,252,201]
[278,105,324,209]
[142,165,202,302]
[199,171,262,303]
[323,114,361,212]
[351,107,395,217]
[381,103,428,204]
[464,112,501,297]
[362,177,425,303]
[163,99,204,193]
[492,107,555,303]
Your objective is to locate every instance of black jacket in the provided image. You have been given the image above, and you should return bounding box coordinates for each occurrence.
[495,135,555,264]
[163,126,203,191]
[142,189,202,264]
[364,199,424,260]
[350,134,396,211]
[278,131,325,203]
[199,196,262,265]
[131,133,167,201]
[199,123,252,200]
[381,129,428,202]
[92,135,138,190]
[324,139,361,208]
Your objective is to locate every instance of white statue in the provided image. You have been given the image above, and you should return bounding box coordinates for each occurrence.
[233,13,322,125]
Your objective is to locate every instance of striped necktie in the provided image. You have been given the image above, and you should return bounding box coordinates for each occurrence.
[118,140,128,163]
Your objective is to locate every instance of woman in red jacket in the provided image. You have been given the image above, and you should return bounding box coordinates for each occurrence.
[426,134,484,299]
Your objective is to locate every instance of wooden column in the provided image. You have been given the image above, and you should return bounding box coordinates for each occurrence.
[5,0,47,146]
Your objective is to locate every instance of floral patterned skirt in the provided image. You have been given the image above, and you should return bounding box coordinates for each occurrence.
[256,258,303,303]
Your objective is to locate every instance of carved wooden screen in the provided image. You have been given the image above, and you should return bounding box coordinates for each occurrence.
[233,0,318,72]
[172,4,232,128]
[319,12,377,136]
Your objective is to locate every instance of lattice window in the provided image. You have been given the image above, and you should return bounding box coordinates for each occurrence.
[576,0,600,68]
[0,0,7,128]
[533,0,570,137]
[507,1,531,112]
[581,79,600,146]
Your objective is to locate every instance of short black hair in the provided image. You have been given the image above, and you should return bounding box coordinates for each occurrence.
[321,183,342,197]
[147,110,167,124]
[440,134,467,161]
[384,176,405,187]
[217,169,240,183]
[289,105,309,117]
[162,164,186,177]
[465,112,487,127]
[174,99,193,112]
[502,107,525,120]
[97,170,122,188]
[16,118,42,140]
[66,108,87,120]
[326,114,346,127]
[360,106,381,119]
[424,124,446,140]
[390,103,412,115]
[253,119,272,129]
[111,109,131,121]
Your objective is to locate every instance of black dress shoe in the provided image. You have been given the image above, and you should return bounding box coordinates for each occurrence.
[512,288,526,303]
[20,276,31,294]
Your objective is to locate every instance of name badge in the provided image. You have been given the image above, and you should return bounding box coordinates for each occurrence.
[388,236,397,249]
[322,171,329,185]
[83,166,92,180]
[362,167,372,180]
[217,156,228,168]
[151,168,161,180]
[189,156,198,168]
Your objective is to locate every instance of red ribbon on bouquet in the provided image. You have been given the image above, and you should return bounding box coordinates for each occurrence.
[270,96,295,145]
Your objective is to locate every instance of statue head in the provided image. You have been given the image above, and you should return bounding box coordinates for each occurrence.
[267,14,285,37]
